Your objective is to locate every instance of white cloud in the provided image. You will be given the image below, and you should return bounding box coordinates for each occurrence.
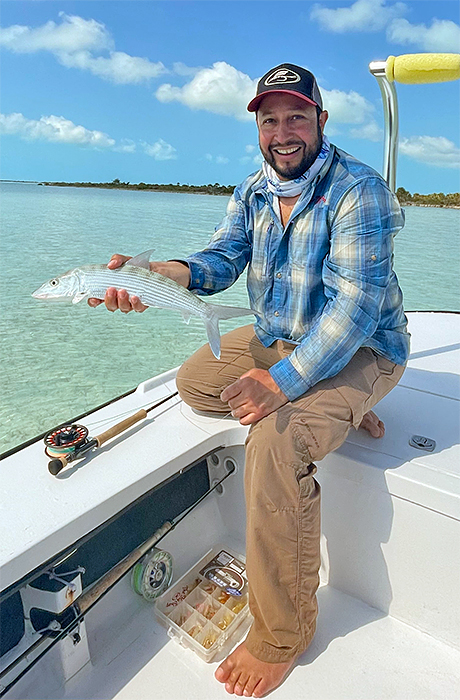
[0,112,115,148]
[113,139,137,154]
[156,61,257,121]
[322,87,375,124]
[399,136,460,169]
[350,120,383,141]
[0,13,166,85]
[58,50,166,84]
[141,139,177,160]
[321,87,383,141]
[0,113,178,160]
[0,12,111,53]
[387,18,460,52]
[310,0,406,33]
[309,0,460,52]
[245,144,256,153]
[155,61,382,143]
[204,153,230,165]
[172,62,202,77]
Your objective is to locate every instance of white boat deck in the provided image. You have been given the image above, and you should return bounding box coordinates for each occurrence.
[2,311,460,699]
[9,508,460,700]
[2,312,459,592]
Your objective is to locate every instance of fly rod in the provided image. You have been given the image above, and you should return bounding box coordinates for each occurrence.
[0,459,235,697]
[46,391,179,475]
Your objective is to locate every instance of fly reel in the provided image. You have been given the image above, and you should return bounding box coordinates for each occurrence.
[44,424,89,459]
[131,547,173,601]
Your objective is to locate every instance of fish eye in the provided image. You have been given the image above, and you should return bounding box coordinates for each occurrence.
[50,279,59,286]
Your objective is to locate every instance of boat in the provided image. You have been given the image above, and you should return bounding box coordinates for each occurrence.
[1,53,459,699]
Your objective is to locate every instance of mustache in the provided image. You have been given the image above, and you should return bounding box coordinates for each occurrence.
[270,141,305,150]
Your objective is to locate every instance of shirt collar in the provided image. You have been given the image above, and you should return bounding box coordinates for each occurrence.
[252,143,336,197]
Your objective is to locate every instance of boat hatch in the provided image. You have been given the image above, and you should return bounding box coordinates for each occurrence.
[0,448,232,665]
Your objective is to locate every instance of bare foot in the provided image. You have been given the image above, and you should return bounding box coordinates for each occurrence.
[215,641,295,697]
[359,410,385,438]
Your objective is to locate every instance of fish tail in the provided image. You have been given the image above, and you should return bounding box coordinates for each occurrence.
[205,313,222,359]
[208,303,255,321]
[204,304,255,359]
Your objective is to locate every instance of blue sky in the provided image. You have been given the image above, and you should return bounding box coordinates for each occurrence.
[1,1,459,193]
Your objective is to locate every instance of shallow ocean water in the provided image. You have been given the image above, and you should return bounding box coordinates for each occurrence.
[1,182,459,453]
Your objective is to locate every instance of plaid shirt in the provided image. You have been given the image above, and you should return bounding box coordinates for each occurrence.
[186,145,410,401]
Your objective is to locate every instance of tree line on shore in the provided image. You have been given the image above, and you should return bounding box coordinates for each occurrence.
[395,187,459,208]
[39,179,459,206]
[40,178,234,196]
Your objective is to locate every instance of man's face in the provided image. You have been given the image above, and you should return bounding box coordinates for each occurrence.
[257,93,328,181]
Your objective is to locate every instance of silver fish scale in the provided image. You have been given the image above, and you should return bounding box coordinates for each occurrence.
[80,265,208,317]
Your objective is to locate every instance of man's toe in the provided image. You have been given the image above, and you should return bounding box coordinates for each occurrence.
[234,672,250,696]
[243,673,260,697]
[215,659,232,683]
[225,669,242,694]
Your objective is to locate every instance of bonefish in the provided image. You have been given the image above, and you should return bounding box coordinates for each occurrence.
[32,250,254,359]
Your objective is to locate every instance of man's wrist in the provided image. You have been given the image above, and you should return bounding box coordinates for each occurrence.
[164,260,191,287]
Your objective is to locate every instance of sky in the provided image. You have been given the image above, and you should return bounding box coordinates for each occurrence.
[1,0,459,193]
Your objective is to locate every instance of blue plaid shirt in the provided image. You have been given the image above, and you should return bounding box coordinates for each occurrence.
[186,145,410,401]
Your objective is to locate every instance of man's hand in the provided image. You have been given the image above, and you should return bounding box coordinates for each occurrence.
[87,255,191,313]
[221,368,289,425]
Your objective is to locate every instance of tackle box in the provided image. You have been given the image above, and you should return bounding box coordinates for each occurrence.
[154,546,251,662]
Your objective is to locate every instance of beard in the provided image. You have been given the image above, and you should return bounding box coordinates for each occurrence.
[260,123,323,181]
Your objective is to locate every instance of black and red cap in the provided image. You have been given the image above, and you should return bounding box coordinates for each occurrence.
[247,63,323,113]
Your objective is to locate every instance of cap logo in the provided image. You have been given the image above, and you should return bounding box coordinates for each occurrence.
[265,69,301,86]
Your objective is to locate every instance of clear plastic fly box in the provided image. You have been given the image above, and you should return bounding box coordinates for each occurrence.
[155,546,250,661]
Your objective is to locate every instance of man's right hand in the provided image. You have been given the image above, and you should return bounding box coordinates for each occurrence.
[87,255,191,313]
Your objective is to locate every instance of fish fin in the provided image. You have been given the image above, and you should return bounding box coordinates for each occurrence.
[205,313,221,359]
[125,250,155,270]
[182,311,192,324]
[208,303,255,320]
[73,292,89,304]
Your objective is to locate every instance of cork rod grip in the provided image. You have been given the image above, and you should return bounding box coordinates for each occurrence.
[95,409,148,447]
[385,53,460,84]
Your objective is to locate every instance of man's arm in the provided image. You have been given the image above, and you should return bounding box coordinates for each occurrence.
[268,177,404,401]
[88,186,252,311]
[221,178,403,423]
[185,190,252,296]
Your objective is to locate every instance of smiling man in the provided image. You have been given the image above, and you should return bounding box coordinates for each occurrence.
[90,63,409,697]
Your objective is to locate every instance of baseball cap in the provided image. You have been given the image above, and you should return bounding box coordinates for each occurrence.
[247,63,323,112]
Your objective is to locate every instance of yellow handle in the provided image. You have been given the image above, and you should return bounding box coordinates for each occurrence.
[385,53,460,84]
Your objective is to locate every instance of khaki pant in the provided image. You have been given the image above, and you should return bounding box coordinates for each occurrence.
[176,325,405,663]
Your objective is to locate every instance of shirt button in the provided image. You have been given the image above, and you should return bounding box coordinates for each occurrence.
[274,311,280,317]
[276,272,282,278]
[370,255,377,261]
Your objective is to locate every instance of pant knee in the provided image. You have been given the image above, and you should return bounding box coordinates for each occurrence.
[175,360,195,404]
[175,358,228,412]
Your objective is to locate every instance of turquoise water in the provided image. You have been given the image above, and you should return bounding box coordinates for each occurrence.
[1,182,459,453]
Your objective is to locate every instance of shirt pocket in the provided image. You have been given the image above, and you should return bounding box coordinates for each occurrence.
[251,219,276,280]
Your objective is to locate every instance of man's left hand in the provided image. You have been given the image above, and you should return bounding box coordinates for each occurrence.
[220,368,289,425]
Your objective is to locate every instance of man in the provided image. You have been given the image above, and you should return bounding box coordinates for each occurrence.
[90,64,409,697]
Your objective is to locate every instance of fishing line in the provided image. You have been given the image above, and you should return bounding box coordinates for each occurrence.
[80,395,176,431]
[46,391,179,475]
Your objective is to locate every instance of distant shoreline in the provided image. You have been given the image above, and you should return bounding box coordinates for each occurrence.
[400,201,460,210]
[38,180,234,197]
[2,180,459,208]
